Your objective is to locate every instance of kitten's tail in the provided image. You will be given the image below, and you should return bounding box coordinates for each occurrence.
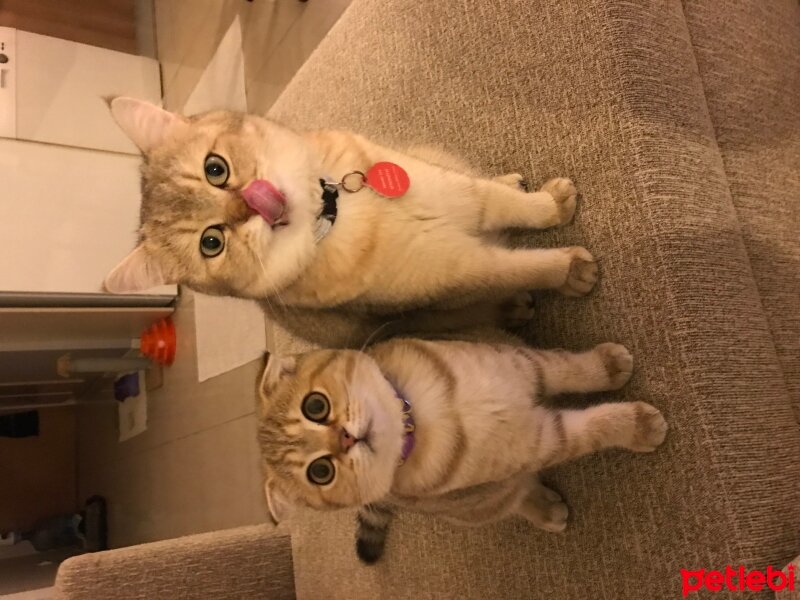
[355,504,393,565]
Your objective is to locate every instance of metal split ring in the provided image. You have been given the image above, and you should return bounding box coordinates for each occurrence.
[340,171,366,193]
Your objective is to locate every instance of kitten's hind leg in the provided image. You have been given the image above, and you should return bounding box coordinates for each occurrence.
[493,173,529,192]
[527,343,634,396]
[419,291,535,329]
[539,402,668,469]
[499,291,536,328]
[515,477,569,533]
[476,177,577,231]
[355,503,393,565]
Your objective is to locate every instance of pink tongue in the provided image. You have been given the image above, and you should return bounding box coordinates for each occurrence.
[241,179,286,225]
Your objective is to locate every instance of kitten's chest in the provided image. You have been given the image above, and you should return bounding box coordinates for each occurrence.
[280,189,475,308]
[308,130,478,221]
[378,342,543,496]
[279,132,485,307]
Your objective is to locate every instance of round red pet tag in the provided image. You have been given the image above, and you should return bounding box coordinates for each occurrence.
[364,162,410,198]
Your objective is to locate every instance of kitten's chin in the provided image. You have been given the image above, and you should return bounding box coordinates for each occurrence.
[353,457,397,506]
[352,413,404,504]
[235,216,317,297]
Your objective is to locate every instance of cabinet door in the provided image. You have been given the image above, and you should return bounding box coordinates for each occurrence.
[2,139,154,294]
[0,27,175,297]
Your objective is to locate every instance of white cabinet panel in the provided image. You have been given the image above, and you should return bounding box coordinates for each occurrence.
[0,28,16,138]
[14,31,161,154]
[1,138,175,295]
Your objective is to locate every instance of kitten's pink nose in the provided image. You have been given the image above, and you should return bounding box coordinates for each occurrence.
[340,428,356,453]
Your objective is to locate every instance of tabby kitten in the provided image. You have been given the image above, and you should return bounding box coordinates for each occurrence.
[257,334,668,563]
[102,98,597,345]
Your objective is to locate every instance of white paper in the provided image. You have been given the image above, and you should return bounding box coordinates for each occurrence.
[118,371,147,441]
[193,293,267,382]
[181,16,268,382]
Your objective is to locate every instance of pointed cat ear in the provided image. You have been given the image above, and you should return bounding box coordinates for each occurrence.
[259,353,298,396]
[103,245,167,293]
[109,97,188,153]
[264,479,293,525]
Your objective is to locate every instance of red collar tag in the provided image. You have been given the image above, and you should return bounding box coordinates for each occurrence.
[364,162,410,198]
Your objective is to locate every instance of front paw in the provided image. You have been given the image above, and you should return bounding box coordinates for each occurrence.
[522,485,569,533]
[539,177,577,226]
[537,487,569,533]
[499,292,535,328]
[595,343,633,389]
[628,402,668,453]
[556,247,598,297]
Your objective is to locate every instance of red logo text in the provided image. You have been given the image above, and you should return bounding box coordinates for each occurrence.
[681,565,796,596]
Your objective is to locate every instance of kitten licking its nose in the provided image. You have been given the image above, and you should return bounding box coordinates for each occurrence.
[103,98,597,346]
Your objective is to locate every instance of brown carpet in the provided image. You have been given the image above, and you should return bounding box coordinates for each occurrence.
[55,526,294,600]
[682,0,800,412]
[267,0,800,598]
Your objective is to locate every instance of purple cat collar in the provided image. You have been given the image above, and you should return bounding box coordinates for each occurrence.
[396,390,415,465]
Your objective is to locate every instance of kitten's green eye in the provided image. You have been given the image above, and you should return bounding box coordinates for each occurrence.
[307,456,335,485]
[204,154,229,187]
[200,226,225,258]
[301,392,330,423]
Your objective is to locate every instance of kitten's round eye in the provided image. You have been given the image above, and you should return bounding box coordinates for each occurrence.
[301,392,330,423]
[307,456,335,485]
[200,226,225,257]
[204,154,229,187]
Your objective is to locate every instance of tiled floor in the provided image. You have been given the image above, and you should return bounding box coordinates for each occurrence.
[77,291,267,547]
[77,0,351,548]
[155,0,352,113]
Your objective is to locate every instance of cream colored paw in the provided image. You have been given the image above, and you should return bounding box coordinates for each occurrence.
[519,483,569,533]
[499,292,535,328]
[539,177,577,225]
[538,487,569,533]
[493,172,529,191]
[595,343,633,389]
[628,402,668,452]
[557,247,598,297]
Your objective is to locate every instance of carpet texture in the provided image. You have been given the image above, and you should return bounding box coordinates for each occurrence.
[267,0,800,598]
[682,0,800,413]
[54,526,294,600]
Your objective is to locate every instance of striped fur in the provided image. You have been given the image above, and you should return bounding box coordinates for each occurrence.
[355,504,393,564]
[257,334,668,561]
[104,99,598,347]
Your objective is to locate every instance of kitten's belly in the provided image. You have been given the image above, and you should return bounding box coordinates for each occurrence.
[386,341,544,497]
[280,143,487,309]
[280,225,485,309]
